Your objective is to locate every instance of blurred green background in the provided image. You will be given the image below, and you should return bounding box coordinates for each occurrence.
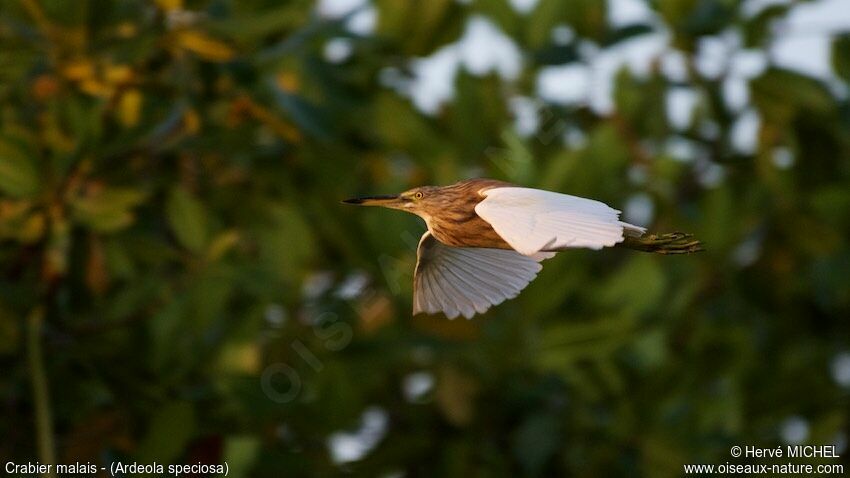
[2,0,849,476]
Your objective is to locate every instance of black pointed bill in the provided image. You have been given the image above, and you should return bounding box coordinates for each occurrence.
[342,194,401,205]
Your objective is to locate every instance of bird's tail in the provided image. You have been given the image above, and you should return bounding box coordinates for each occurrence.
[618,231,704,254]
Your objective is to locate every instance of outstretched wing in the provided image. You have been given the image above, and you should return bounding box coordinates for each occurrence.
[474,187,646,256]
[413,232,550,319]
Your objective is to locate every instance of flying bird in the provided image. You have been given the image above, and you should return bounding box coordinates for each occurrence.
[344,179,702,319]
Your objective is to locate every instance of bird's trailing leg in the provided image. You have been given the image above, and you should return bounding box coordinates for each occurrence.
[618,232,704,254]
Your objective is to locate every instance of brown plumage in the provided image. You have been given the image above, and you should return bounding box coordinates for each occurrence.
[343,179,703,319]
[420,178,513,249]
[343,178,703,254]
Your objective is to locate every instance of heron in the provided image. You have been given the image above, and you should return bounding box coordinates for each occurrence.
[343,178,702,319]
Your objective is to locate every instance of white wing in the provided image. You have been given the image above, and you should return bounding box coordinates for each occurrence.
[413,232,550,319]
[475,187,646,256]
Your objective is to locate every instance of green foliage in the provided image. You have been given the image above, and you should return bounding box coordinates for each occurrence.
[0,135,40,198]
[166,187,209,253]
[136,401,197,463]
[1,0,849,477]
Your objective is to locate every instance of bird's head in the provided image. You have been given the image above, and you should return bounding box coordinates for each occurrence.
[342,186,441,219]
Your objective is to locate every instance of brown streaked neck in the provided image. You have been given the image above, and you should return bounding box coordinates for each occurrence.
[421,178,514,250]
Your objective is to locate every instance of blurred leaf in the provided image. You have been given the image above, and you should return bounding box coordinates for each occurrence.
[149,298,186,369]
[0,307,19,355]
[59,95,103,143]
[630,328,668,370]
[533,44,580,65]
[598,255,666,315]
[809,253,850,311]
[810,185,850,229]
[603,23,654,47]
[613,68,668,140]
[743,5,791,48]
[537,315,637,364]
[43,216,71,279]
[270,86,332,140]
[0,136,39,198]
[208,3,309,44]
[512,413,561,476]
[218,341,260,375]
[166,187,209,253]
[206,229,240,261]
[640,433,690,477]
[832,34,850,83]
[527,0,570,48]
[473,0,521,37]
[103,238,136,279]
[86,236,109,294]
[434,366,478,426]
[176,30,235,62]
[808,410,847,446]
[223,436,260,478]
[18,212,46,243]
[135,401,196,463]
[71,187,146,233]
[118,89,143,128]
[0,201,45,243]
[563,0,607,40]
[751,69,835,124]
[699,185,736,250]
[155,0,182,11]
[257,204,314,281]
[683,0,734,37]
[375,0,465,55]
[187,272,233,330]
[485,129,534,183]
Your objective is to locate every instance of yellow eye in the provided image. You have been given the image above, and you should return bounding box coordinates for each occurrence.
[414,191,424,200]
